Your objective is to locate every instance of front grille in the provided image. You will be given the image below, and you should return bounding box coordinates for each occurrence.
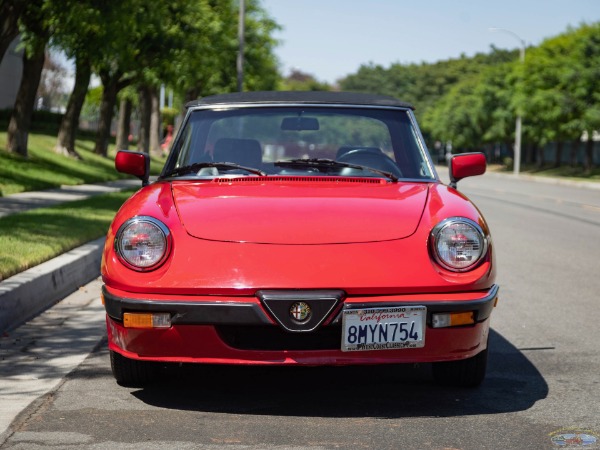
[216,325,342,351]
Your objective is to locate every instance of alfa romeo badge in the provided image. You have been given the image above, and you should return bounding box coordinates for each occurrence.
[289,302,311,322]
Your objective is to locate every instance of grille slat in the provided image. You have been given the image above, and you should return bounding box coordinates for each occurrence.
[217,325,342,351]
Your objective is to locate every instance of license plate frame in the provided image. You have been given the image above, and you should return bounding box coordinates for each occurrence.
[341,306,426,352]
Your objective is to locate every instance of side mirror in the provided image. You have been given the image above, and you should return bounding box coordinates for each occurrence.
[449,152,486,188]
[115,150,150,186]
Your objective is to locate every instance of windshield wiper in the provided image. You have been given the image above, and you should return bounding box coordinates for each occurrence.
[165,162,267,178]
[274,158,398,182]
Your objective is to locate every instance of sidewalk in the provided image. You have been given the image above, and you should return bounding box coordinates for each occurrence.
[0,179,140,218]
[0,179,141,333]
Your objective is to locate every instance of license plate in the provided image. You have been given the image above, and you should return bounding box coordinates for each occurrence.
[341,306,426,352]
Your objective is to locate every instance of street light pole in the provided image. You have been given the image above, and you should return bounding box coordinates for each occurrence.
[490,28,526,175]
[237,0,245,92]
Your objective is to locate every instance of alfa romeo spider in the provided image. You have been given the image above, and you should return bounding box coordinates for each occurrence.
[102,91,498,387]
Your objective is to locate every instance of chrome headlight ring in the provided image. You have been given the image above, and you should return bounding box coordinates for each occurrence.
[430,217,488,272]
[114,216,171,271]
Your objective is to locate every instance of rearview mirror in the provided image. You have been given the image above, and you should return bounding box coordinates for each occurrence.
[281,117,320,131]
[115,150,150,186]
[449,152,486,188]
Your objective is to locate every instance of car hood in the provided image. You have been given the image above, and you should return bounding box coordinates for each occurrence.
[172,179,430,244]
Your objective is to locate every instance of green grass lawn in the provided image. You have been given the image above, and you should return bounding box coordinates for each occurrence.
[0,125,166,279]
[0,190,134,281]
[0,129,165,196]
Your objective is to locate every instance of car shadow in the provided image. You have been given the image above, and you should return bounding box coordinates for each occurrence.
[129,328,547,418]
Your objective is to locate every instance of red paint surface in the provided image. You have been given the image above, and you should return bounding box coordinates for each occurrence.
[102,177,496,364]
[106,315,489,365]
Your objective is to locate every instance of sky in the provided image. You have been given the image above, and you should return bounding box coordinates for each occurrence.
[261,0,600,84]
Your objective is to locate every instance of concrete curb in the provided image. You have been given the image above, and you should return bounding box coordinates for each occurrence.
[0,238,105,333]
[502,172,600,190]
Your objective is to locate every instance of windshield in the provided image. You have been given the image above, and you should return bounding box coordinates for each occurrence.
[163,106,435,180]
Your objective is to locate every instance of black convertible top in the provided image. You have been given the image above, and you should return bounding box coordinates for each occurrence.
[187,91,414,110]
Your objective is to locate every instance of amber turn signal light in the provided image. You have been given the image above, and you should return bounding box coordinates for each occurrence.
[123,312,171,329]
[432,312,475,328]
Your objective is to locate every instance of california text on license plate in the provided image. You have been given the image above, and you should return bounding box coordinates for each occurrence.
[341,306,426,351]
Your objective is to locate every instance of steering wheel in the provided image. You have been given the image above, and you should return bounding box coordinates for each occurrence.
[337,149,403,178]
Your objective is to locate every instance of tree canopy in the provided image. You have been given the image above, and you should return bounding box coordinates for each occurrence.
[3,0,282,157]
[3,4,598,170]
[339,23,600,168]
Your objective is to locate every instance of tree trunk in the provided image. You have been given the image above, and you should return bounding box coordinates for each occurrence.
[536,145,544,169]
[184,87,198,105]
[150,87,161,155]
[584,132,594,174]
[570,140,579,166]
[0,1,25,61]
[94,71,120,157]
[554,141,563,168]
[6,40,46,157]
[54,56,91,158]
[137,85,152,154]
[116,98,132,150]
[524,143,533,165]
[183,87,199,115]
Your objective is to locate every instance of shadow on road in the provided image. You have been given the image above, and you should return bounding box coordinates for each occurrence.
[117,328,547,418]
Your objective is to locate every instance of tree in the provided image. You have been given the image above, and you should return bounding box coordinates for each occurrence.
[0,0,26,60]
[94,67,131,156]
[136,85,152,154]
[54,55,90,158]
[4,0,282,158]
[132,0,281,154]
[339,46,517,126]
[115,89,135,151]
[176,0,280,105]
[131,0,208,153]
[149,89,161,154]
[36,50,68,111]
[50,1,110,158]
[420,59,516,159]
[475,64,515,150]
[240,0,280,91]
[569,23,600,171]
[423,75,483,151]
[280,69,331,91]
[90,0,145,156]
[515,23,600,170]
[339,24,600,169]
[6,0,49,157]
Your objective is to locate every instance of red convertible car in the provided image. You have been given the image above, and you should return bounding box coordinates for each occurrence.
[102,91,498,387]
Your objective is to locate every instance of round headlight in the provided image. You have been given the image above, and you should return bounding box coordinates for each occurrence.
[115,217,171,270]
[431,218,487,271]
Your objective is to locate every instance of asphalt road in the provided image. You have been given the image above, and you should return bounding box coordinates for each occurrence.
[1,171,599,449]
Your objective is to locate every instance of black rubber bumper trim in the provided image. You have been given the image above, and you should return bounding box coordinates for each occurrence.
[332,284,499,326]
[103,284,498,328]
[102,286,272,325]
